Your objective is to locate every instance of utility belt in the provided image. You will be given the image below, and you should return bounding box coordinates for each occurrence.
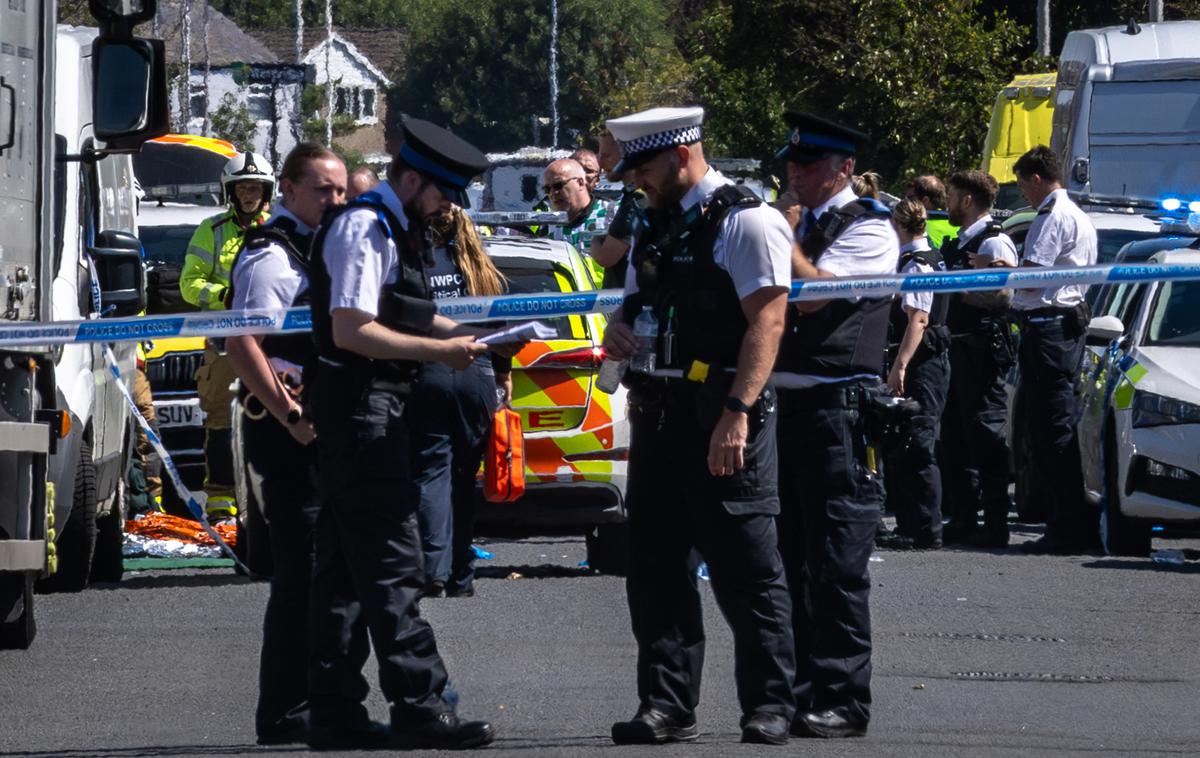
[1013,301,1091,338]
[313,355,415,405]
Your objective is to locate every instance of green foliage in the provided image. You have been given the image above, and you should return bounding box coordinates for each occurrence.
[298,84,358,144]
[209,93,258,150]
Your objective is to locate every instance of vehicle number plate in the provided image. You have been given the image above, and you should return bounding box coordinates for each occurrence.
[155,400,205,428]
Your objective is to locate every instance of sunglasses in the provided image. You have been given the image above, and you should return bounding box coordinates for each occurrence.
[542,177,582,195]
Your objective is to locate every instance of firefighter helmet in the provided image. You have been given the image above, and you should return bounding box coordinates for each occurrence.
[220,151,275,205]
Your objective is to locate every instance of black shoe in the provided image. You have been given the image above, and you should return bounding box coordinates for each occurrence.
[446,585,475,598]
[875,531,916,550]
[913,536,943,550]
[941,521,977,545]
[256,718,308,745]
[967,529,1009,549]
[391,712,495,750]
[422,580,446,599]
[305,719,390,750]
[611,706,699,744]
[1020,535,1097,556]
[740,712,789,745]
[796,709,867,739]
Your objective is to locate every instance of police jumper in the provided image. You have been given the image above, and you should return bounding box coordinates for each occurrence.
[308,184,434,385]
[889,238,950,362]
[776,186,900,383]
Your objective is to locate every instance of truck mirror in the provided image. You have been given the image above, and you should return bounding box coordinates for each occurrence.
[87,0,156,25]
[93,38,169,152]
[91,230,147,318]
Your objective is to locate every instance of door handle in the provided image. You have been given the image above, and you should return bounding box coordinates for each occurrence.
[0,77,15,153]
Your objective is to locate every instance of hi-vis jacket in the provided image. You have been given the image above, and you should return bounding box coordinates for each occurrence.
[180,208,269,310]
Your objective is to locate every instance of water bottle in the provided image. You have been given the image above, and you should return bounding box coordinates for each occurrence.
[630,306,658,374]
[596,355,628,394]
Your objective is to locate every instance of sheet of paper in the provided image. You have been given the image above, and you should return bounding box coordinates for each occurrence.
[478,321,557,345]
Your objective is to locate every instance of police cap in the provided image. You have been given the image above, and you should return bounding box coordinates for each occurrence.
[606,106,704,173]
[396,118,490,208]
[777,111,868,164]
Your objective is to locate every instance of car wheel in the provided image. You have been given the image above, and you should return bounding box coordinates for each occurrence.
[1101,428,1151,557]
[0,572,36,649]
[90,476,126,584]
[38,439,98,593]
[585,523,629,576]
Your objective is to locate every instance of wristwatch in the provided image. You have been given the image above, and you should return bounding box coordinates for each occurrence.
[285,405,303,425]
[724,396,752,415]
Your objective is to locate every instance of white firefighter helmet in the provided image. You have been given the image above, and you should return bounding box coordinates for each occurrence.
[220,151,276,206]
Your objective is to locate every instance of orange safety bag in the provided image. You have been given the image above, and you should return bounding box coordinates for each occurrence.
[484,407,525,502]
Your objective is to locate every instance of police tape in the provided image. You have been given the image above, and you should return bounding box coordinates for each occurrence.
[2,262,1199,345]
[101,346,251,574]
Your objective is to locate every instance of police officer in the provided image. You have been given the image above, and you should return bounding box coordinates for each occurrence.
[602,106,797,746]
[939,170,1019,547]
[182,152,273,522]
[306,119,514,750]
[590,128,650,289]
[905,174,958,250]
[774,111,899,738]
[224,143,383,747]
[1010,146,1098,555]
[877,200,950,551]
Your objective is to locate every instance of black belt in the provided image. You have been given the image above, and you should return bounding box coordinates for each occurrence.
[777,379,871,410]
[1014,306,1073,321]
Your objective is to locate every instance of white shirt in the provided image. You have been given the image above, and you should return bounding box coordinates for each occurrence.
[799,185,900,278]
[623,168,792,301]
[231,205,310,312]
[957,214,1018,267]
[319,180,408,317]
[1012,188,1097,310]
[899,238,936,314]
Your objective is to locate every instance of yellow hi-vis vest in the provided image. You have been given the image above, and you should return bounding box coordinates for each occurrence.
[180,208,268,310]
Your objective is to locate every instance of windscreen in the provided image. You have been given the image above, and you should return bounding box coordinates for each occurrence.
[1144,280,1200,347]
[493,255,582,340]
[139,224,195,266]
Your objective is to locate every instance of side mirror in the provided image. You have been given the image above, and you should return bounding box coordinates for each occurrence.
[1086,314,1125,346]
[91,230,146,318]
[92,38,170,152]
[88,0,157,25]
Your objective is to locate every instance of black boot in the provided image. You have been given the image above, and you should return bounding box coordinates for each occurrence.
[611,706,699,744]
[391,712,495,750]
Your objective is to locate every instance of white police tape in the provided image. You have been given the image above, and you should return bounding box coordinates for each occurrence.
[2,262,1198,345]
[101,346,251,573]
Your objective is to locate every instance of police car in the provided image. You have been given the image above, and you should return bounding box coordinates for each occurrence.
[1076,248,1200,555]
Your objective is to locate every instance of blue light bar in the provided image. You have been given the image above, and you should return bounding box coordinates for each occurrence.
[1162,198,1182,212]
[1189,201,1200,214]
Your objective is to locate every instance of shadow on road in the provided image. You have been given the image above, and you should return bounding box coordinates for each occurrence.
[90,573,254,591]
[0,746,278,757]
[476,564,601,580]
[1082,558,1200,574]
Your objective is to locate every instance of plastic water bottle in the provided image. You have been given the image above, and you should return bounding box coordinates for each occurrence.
[631,306,658,374]
[596,356,628,394]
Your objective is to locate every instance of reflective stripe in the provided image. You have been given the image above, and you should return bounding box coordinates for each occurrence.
[197,283,224,309]
[186,245,215,266]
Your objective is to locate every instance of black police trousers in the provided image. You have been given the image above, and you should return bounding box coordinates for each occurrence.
[941,328,1013,536]
[1015,314,1094,542]
[625,384,796,722]
[777,383,884,724]
[887,351,950,543]
[410,360,497,595]
[241,408,371,737]
[309,366,455,726]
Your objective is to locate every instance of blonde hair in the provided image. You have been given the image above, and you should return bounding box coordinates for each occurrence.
[892,199,927,236]
[432,207,507,296]
[851,171,881,199]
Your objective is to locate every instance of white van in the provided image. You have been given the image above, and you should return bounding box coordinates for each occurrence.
[1052,20,1200,203]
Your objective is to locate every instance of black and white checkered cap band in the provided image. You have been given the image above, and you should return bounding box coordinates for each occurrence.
[619,124,702,159]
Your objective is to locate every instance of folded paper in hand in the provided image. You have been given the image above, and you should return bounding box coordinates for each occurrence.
[479,321,556,345]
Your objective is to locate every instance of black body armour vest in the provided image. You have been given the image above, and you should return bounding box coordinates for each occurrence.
[308,191,435,383]
[776,198,893,378]
[889,245,949,343]
[228,216,315,368]
[941,221,1006,335]
[623,184,760,370]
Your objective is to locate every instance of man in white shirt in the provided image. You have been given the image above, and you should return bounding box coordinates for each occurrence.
[938,170,1020,548]
[603,106,797,747]
[1010,146,1099,555]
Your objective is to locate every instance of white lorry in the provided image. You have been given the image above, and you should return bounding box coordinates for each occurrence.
[0,0,167,648]
[1052,19,1200,204]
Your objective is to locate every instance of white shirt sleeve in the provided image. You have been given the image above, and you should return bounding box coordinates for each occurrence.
[231,244,305,312]
[1024,213,1061,267]
[321,208,397,317]
[816,217,901,277]
[977,235,1018,267]
[900,259,933,313]
[716,204,793,299]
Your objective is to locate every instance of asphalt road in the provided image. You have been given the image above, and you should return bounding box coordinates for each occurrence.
[2,524,1199,758]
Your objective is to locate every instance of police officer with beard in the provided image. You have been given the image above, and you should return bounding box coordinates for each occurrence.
[305,119,520,750]
[774,112,899,739]
[603,106,797,746]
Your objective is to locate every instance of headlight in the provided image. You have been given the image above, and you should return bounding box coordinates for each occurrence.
[1131,391,1200,428]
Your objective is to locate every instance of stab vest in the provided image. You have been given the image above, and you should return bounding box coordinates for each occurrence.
[623,184,760,369]
[776,198,893,377]
[889,244,949,341]
[941,221,1007,335]
[308,190,435,383]
[228,215,315,368]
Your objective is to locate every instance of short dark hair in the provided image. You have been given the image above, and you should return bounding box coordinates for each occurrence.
[280,141,340,183]
[1013,145,1062,183]
[947,170,999,209]
[907,174,946,208]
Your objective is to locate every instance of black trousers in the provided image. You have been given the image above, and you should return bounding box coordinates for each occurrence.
[241,409,370,736]
[410,361,497,594]
[778,384,883,724]
[625,384,795,721]
[941,329,1013,534]
[310,366,454,727]
[887,351,950,543]
[1015,315,1093,542]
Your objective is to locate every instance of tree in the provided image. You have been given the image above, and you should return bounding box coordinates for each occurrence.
[209,93,258,149]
